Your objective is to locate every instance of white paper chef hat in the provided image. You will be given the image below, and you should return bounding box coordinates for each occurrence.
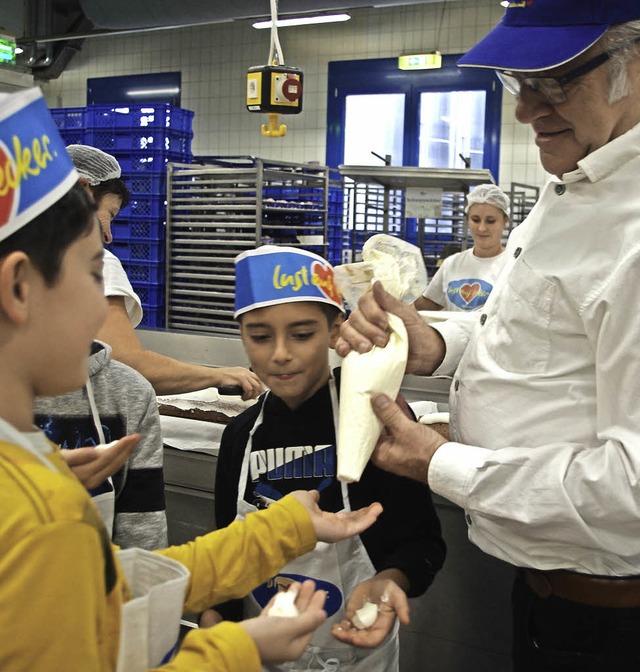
[234,245,345,319]
[0,88,77,243]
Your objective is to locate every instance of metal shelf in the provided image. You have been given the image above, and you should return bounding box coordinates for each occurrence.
[166,156,329,335]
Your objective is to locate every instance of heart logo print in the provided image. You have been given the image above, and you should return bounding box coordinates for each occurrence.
[460,282,481,304]
[311,261,342,305]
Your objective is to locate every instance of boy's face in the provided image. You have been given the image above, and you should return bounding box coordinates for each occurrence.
[240,302,342,410]
[31,224,107,397]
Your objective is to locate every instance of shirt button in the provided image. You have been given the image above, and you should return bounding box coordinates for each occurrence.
[514,247,522,258]
[555,183,566,195]
[480,314,487,325]
[454,379,460,391]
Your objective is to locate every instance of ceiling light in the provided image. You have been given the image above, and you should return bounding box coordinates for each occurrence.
[126,87,180,96]
[500,1,510,6]
[252,13,350,29]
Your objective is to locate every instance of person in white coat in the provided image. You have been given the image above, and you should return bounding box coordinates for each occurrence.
[67,145,264,399]
[337,2,640,670]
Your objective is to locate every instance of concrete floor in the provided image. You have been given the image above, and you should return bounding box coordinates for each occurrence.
[398,497,514,672]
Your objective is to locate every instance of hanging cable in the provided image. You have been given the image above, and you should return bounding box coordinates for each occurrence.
[267,0,285,66]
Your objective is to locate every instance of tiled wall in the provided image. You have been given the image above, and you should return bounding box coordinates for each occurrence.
[40,0,549,190]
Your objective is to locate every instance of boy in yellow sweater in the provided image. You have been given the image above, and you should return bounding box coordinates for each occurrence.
[0,88,381,672]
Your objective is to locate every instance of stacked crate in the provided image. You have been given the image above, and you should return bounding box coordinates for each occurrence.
[51,103,194,328]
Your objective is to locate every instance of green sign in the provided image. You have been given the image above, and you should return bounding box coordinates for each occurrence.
[0,34,16,65]
[398,53,442,71]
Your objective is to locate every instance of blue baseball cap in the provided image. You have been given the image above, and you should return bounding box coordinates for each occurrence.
[0,88,77,242]
[458,0,640,72]
[234,245,345,319]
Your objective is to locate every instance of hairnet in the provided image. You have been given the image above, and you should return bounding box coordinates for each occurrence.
[465,184,510,217]
[66,145,121,186]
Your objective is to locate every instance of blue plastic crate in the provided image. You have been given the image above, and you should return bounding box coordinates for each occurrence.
[132,282,164,306]
[85,127,193,155]
[59,129,86,146]
[110,238,165,263]
[139,304,165,328]
[49,107,86,129]
[112,217,165,241]
[86,105,194,133]
[124,194,167,218]
[122,171,167,195]
[124,260,165,284]
[116,151,191,173]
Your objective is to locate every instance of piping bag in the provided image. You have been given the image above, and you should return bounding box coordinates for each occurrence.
[334,235,427,483]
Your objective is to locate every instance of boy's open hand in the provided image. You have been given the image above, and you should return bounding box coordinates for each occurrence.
[60,434,140,489]
[240,580,327,663]
[290,490,382,543]
[331,572,410,648]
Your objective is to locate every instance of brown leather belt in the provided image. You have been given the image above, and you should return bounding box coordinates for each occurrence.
[521,568,640,608]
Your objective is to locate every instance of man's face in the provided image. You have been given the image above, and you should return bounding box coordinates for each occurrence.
[515,45,640,178]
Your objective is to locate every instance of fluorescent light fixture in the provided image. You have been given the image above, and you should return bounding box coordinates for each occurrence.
[126,87,180,96]
[253,13,350,29]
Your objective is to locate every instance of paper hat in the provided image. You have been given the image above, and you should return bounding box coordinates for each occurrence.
[0,88,77,243]
[457,0,640,72]
[234,245,345,318]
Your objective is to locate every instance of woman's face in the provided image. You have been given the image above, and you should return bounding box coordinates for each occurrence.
[95,192,122,244]
[468,203,507,258]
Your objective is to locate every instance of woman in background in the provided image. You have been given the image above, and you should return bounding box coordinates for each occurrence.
[414,183,510,312]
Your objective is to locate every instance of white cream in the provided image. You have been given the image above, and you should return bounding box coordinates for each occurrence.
[337,313,408,483]
[351,601,378,630]
[268,589,300,618]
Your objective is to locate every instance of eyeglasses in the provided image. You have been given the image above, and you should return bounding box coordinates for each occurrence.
[496,50,613,105]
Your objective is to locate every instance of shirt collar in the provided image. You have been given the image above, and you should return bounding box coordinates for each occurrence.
[561,120,640,184]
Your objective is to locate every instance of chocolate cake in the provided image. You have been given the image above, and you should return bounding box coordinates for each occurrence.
[157,389,257,425]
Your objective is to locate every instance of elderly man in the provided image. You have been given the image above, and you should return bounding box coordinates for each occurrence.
[336,2,640,669]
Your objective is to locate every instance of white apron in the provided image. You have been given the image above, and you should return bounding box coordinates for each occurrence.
[236,381,399,672]
[20,430,189,672]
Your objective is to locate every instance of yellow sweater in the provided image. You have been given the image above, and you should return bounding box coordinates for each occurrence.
[0,439,316,671]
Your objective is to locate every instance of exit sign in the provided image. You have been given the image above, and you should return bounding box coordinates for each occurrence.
[398,53,442,71]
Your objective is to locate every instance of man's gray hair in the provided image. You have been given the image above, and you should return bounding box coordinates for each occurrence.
[603,20,640,104]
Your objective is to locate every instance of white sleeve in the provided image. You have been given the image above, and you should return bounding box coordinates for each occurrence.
[423,264,446,304]
[103,250,143,328]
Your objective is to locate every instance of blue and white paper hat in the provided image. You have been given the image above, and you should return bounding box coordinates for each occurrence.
[0,88,77,243]
[234,245,345,318]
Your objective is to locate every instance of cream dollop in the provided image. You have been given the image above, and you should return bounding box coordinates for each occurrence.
[268,589,300,618]
[351,601,378,630]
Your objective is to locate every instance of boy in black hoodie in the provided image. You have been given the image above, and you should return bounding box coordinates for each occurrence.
[208,246,446,672]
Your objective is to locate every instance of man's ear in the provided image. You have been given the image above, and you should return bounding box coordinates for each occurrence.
[329,312,345,349]
[0,251,32,324]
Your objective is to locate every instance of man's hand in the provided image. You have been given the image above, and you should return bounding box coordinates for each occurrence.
[240,580,327,664]
[371,394,446,483]
[332,570,410,648]
[60,434,139,489]
[213,367,265,400]
[290,490,382,543]
[335,282,445,375]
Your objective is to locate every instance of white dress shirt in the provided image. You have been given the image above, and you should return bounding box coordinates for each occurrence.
[429,121,640,576]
